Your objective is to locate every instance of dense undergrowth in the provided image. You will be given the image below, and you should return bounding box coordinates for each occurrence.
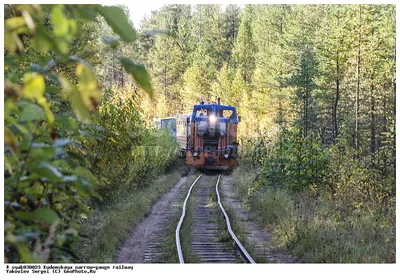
[73,91,184,262]
[4,4,179,263]
[82,89,180,201]
[233,131,395,263]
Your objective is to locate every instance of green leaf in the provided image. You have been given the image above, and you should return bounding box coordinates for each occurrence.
[22,73,54,128]
[52,5,69,54]
[51,5,77,54]
[53,138,72,148]
[120,57,153,98]
[23,73,45,99]
[76,64,101,110]
[4,31,17,53]
[31,162,63,182]
[15,208,60,224]
[32,25,52,53]
[76,5,99,20]
[67,150,89,166]
[46,86,59,94]
[28,64,46,73]
[5,16,28,34]
[63,175,77,182]
[71,89,90,121]
[75,166,96,180]
[103,36,119,48]
[4,127,19,152]
[20,103,45,122]
[52,5,68,37]
[97,6,137,42]
[17,244,39,263]
[55,115,78,131]
[30,146,55,161]
[73,180,92,197]
[73,63,102,120]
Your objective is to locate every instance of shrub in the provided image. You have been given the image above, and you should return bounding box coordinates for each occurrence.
[257,130,330,193]
[4,4,156,263]
[77,86,179,201]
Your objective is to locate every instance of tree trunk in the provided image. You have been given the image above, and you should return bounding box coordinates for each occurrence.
[355,5,361,152]
[370,76,376,169]
[304,62,308,138]
[392,41,396,180]
[112,51,115,87]
[333,47,340,140]
[199,5,202,41]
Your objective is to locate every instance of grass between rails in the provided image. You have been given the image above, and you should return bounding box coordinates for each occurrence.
[206,176,233,246]
[159,173,202,263]
[231,166,396,263]
[163,174,232,263]
[74,160,189,263]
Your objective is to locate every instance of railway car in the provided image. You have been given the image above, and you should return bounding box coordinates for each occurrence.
[176,114,191,157]
[184,99,240,170]
[154,117,176,137]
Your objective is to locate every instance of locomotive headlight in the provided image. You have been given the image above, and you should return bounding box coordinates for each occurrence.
[224,154,229,159]
[193,152,198,157]
[209,114,216,123]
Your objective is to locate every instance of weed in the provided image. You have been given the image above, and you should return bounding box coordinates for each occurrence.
[217,231,232,243]
[231,166,396,263]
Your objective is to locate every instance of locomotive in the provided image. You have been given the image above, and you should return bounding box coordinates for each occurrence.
[154,98,240,170]
[177,98,240,170]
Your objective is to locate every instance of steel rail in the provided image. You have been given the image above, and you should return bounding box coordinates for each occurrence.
[175,173,203,264]
[215,174,256,264]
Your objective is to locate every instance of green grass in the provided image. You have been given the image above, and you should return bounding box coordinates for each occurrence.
[159,173,202,263]
[74,160,189,262]
[230,166,396,263]
[273,198,396,263]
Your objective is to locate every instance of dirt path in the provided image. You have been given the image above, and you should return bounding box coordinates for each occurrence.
[116,173,191,263]
[220,175,297,263]
[116,172,296,263]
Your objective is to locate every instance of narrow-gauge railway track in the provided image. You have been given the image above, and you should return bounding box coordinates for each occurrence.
[176,174,255,264]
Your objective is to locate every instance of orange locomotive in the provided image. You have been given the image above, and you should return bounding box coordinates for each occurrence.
[179,99,240,170]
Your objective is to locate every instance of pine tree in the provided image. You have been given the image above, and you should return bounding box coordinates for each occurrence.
[223,4,241,64]
[232,5,256,84]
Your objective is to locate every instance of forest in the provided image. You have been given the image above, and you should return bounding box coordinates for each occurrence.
[4,4,396,263]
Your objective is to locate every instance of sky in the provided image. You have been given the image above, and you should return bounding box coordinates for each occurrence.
[118,0,397,28]
[123,1,240,29]
[119,0,381,28]
[126,3,166,29]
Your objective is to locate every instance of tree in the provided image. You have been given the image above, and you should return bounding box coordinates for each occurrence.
[4,4,153,263]
[223,4,241,62]
[290,46,319,137]
[231,5,256,84]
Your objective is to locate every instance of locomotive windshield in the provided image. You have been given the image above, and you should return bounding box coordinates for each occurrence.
[217,109,234,119]
[195,108,209,117]
[191,104,238,124]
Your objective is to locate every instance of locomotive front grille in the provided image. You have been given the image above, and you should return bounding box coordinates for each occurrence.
[203,135,219,153]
